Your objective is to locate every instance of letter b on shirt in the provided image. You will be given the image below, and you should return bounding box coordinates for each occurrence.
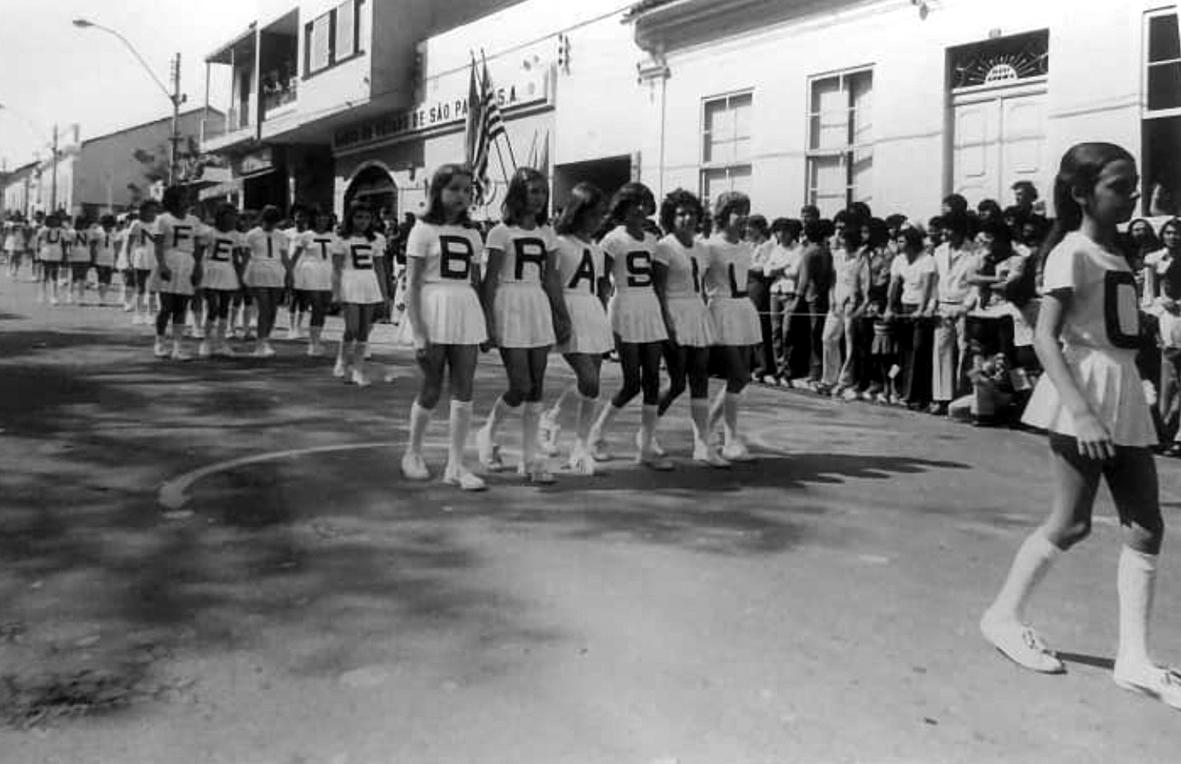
[439,235,473,280]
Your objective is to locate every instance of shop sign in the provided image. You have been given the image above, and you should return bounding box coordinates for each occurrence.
[334,66,550,152]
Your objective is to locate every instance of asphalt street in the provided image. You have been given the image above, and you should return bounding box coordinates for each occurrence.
[1,270,1180,764]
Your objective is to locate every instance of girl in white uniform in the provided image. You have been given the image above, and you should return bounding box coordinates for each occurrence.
[476,168,570,483]
[332,202,388,386]
[127,201,160,325]
[5,220,28,279]
[35,214,67,306]
[68,217,93,304]
[400,164,488,491]
[587,182,674,470]
[91,215,119,306]
[703,191,762,462]
[289,206,340,357]
[653,189,728,467]
[284,204,311,340]
[980,142,1180,711]
[243,205,291,357]
[537,183,614,475]
[198,203,245,357]
[152,186,207,361]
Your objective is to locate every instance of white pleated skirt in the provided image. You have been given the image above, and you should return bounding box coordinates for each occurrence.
[493,283,555,348]
[94,251,116,268]
[1022,346,1157,447]
[557,292,613,354]
[709,296,761,346]
[152,250,196,296]
[244,260,286,289]
[294,263,332,292]
[339,270,383,305]
[667,295,716,348]
[115,248,130,271]
[421,282,487,345]
[201,261,240,291]
[130,247,153,271]
[609,290,668,344]
[68,250,91,264]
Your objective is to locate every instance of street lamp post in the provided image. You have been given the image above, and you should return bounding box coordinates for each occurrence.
[72,18,186,185]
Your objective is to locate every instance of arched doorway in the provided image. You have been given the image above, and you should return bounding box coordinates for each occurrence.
[344,164,397,221]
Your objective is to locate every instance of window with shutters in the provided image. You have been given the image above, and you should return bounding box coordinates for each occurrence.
[699,91,753,210]
[304,0,365,78]
[805,67,873,215]
[1143,11,1181,216]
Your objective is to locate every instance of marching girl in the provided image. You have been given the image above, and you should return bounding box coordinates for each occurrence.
[151,186,207,361]
[242,205,291,358]
[5,218,28,279]
[703,191,761,461]
[35,213,67,305]
[332,201,388,386]
[127,201,161,325]
[536,183,614,475]
[476,167,571,484]
[653,189,728,468]
[289,205,339,357]
[90,215,119,306]
[66,216,90,304]
[283,204,311,340]
[400,163,487,491]
[587,182,674,470]
[980,143,1180,711]
[197,203,245,357]
[116,215,133,311]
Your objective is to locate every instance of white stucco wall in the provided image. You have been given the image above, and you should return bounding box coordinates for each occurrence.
[643,0,1162,221]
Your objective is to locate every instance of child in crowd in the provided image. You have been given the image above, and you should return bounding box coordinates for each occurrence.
[152,187,207,361]
[332,202,388,385]
[198,203,245,357]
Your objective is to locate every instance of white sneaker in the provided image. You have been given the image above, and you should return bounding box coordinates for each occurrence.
[306,343,319,357]
[191,325,206,340]
[170,347,193,362]
[443,465,486,491]
[693,444,731,468]
[476,427,506,472]
[333,358,348,378]
[588,433,612,462]
[400,452,430,481]
[215,343,237,358]
[153,339,169,358]
[567,445,597,476]
[1113,661,1181,710]
[518,460,556,485]
[198,340,212,358]
[123,302,134,313]
[638,452,674,471]
[979,611,1065,674]
[49,296,59,306]
[721,439,756,463]
[634,430,668,458]
[350,368,371,387]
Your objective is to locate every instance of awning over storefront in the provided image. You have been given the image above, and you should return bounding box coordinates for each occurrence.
[198,179,242,201]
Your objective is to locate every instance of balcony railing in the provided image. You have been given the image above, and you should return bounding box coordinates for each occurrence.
[262,75,298,118]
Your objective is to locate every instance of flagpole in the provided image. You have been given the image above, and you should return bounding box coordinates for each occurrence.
[481,48,518,169]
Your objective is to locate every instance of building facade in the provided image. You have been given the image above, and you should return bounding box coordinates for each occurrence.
[2,161,40,218]
[630,0,1174,220]
[200,0,1181,223]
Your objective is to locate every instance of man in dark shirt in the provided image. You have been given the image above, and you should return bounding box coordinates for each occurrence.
[792,219,835,386]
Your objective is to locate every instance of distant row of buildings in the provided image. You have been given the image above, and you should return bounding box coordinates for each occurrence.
[1,110,214,221]
[7,0,1181,223]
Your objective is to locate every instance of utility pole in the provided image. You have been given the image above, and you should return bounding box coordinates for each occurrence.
[169,52,182,185]
[50,123,58,213]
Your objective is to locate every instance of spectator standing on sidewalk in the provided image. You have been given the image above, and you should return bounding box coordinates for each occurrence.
[928,211,979,415]
[794,218,833,389]
[765,217,803,386]
[746,214,776,383]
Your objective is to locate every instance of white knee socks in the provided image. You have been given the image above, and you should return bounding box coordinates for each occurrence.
[639,404,659,454]
[545,385,576,421]
[408,401,433,456]
[987,529,1061,623]
[576,393,597,447]
[522,402,542,466]
[708,387,726,435]
[723,392,741,446]
[1117,546,1159,668]
[591,401,622,440]
[689,398,711,450]
[482,395,519,442]
[447,400,473,471]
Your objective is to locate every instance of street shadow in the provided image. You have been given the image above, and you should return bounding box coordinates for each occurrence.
[1058,651,1115,671]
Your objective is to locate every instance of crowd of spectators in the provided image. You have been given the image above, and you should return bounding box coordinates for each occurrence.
[733,181,1181,454]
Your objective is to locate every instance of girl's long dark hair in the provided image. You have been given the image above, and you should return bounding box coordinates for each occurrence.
[1039,142,1136,265]
[554,182,605,237]
[161,185,188,217]
[659,188,703,235]
[340,201,376,241]
[502,167,549,226]
[607,182,655,228]
[422,163,473,226]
